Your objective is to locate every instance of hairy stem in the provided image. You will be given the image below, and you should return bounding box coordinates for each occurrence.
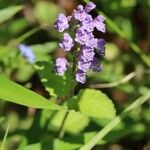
[58,45,77,139]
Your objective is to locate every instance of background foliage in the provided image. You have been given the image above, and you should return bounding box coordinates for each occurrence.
[0,0,150,150]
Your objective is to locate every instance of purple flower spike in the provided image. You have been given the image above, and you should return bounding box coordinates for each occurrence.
[96,39,106,56]
[59,33,74,51]
[74,5,87,21]
[18,44,35,64]
[85,2,96,13]
[56,58,68,75]
[54,2,106,84]
[94,15,106,33]
[82,14,95,32]
[55,13,69,32]
[76,70,86,84]
[91,57,102,72]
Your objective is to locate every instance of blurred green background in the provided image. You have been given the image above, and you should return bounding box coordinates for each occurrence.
[0,0,150,149]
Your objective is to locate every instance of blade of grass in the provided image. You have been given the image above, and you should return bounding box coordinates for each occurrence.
[0,123,10,150]
[80,91,150,150]
[83,0,150,67]
[7,27,41,48]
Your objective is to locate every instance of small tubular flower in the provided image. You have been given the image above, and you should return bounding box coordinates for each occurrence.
[56,58,68,76]
[91,57,102,72]
[94,15,106,33]
[75,27,94,46]
[59,33,74,51]
[74,5,87,21]
[55,13,69,32]
[96,39,106,56]
[75,70,86,84]
[85,2,96,13]
[82,14,95,32]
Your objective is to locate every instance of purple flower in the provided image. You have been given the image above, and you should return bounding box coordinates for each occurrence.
[76,70,86,84]
[59,33,74,51]
[85,2,96,13]
[18,44,35,64]
[55,58,68,75]
[74,5,87,21]
[54,13,69,32]
[75,27,94,46]
[67,16,72,21]
[85,37,97,48]
[81,46,95,61]
[96,39,106,56]
[78,58,91,72]
[94,15,106,33]
[82,14,95,32]
[90,57,102,72]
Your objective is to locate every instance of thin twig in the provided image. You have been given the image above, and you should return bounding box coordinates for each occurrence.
[89,72,136,89]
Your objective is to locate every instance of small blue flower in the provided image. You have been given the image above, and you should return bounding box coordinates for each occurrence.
[18,44,35,64]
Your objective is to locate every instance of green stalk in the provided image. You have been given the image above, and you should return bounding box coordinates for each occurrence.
[80,91,150,150]
[58,45,77,138]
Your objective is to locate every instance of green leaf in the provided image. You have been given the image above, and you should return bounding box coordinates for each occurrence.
[0,5,23,24]
[72,89,116,120]
[35,61,72,97]
[18,138,81,150]
[0,75,62,110]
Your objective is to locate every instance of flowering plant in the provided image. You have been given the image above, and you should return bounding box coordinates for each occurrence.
[55,2,106,84]
[0,0,149,150]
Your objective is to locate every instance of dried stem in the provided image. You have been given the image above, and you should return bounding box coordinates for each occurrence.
[89,72,136,89]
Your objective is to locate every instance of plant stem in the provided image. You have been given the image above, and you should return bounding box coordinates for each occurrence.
[79,91,150,150]
[58,111,69,139]
[58,45,77,139]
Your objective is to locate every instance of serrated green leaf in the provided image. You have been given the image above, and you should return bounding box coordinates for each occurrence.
[35,61,72,97]
[0,75,62,110]
[76,89,116,119]
[0,5,23,24]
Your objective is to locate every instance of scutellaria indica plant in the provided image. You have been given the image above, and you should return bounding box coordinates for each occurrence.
[55,1,106,84]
